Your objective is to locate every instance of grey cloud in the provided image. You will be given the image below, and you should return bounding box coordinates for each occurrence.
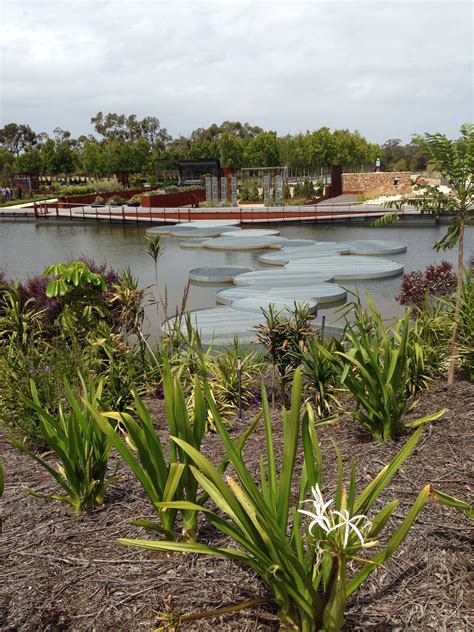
[0,0,472,143]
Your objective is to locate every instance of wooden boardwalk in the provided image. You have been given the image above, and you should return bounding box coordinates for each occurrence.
[0,200,426,225]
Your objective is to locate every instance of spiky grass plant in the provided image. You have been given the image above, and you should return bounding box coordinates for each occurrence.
[119,370,472,630]
[11,377,111,513]
[338,295,446,441]
[86,357,258,540]
[295,336,342,418]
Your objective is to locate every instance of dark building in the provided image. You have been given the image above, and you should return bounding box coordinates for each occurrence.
[177,160,220,186]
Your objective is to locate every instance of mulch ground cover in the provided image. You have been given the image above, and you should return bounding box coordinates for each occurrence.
[1,379,473,631]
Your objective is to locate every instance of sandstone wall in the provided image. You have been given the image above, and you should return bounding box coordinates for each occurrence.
[342,172,412,196]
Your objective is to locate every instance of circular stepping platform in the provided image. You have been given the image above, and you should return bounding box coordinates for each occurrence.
[259,242,351,265]
[282,239,316,248]
[203,236,289,251]
[189,266,254,283]
[147,220,240,235]
[146,224,241,238]
[180,239,210,249]
[344,240,407,255]
[163,307,344,346]
[221,228,280,238]
[233,269,334,286]
[231,296,318,316]
[216,284,346,306]
[286,256,404,280]
[170,226,242,238]
[163,308,265,344]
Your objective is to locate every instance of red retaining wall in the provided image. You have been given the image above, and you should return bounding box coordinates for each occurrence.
[140,189,205,208]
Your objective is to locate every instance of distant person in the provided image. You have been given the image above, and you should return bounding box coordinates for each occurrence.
[1,187,5,202]
[5,186,11,201]
[375,158,381,172]
[17,187,23,200]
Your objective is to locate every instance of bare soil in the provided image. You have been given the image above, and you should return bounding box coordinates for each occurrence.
[1,380,473,631]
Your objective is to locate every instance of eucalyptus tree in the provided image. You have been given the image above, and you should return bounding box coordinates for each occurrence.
[377,123,474,385]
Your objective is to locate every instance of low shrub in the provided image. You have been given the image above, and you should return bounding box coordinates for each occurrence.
[397,261,457,312]
[0,260,153,444]
[59,178,123,197]
[143,186,201,196]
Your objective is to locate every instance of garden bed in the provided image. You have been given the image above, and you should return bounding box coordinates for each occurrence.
[1,379,473,631]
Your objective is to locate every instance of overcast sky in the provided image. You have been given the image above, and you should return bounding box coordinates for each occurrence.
[0,0,472,144]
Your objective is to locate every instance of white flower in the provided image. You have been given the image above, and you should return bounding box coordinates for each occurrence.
[298,485,372,550]
[298,484,333,534]
[328,509,372,548]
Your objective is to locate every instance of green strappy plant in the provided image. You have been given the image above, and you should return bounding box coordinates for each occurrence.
[119,370,472,630]
[11,376,111,513]
[86,356,258,540]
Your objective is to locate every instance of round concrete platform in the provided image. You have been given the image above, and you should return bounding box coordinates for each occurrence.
[286,255,404,280]
[216,284,347,306]
[163,308,266,344]
[221,228,280,238]
[233,269,334,286]
[147,220,240,235]
[169,226,242,238]
[231,296,318,316]
[259,242,352,265]
[180,239,210,249]
[203,235,289,251]
[189,266,254,283]
[258,240,407,265]
[343,239,408,255]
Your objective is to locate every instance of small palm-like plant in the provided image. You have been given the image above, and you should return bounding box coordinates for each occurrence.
[11,376,111,513]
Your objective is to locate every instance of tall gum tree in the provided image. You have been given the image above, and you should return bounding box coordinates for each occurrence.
[377,123,473,385]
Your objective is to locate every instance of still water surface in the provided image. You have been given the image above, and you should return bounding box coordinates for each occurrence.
[1,220,472,333]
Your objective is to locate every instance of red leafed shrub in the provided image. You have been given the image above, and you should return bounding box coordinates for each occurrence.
[397,261,457,310]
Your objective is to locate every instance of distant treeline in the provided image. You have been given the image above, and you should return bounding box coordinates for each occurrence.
[0,113,429,181]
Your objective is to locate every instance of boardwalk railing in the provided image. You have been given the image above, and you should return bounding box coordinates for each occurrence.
[0,200,417,225]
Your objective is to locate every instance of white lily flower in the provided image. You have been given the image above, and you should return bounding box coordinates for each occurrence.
[298,484,334,534]
[330,509,371,548]
[298,485,372,550]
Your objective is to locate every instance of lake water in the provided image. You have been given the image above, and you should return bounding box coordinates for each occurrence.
[0,220,472,333]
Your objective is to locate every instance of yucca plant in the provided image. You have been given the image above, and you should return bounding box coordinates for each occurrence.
[120,369,472,631]
[11,376,111,513]
[208,339,268,412]
[295,335,342,417]
[87,357,258,540]
[338,296,446,441]
[255,303,313,402]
